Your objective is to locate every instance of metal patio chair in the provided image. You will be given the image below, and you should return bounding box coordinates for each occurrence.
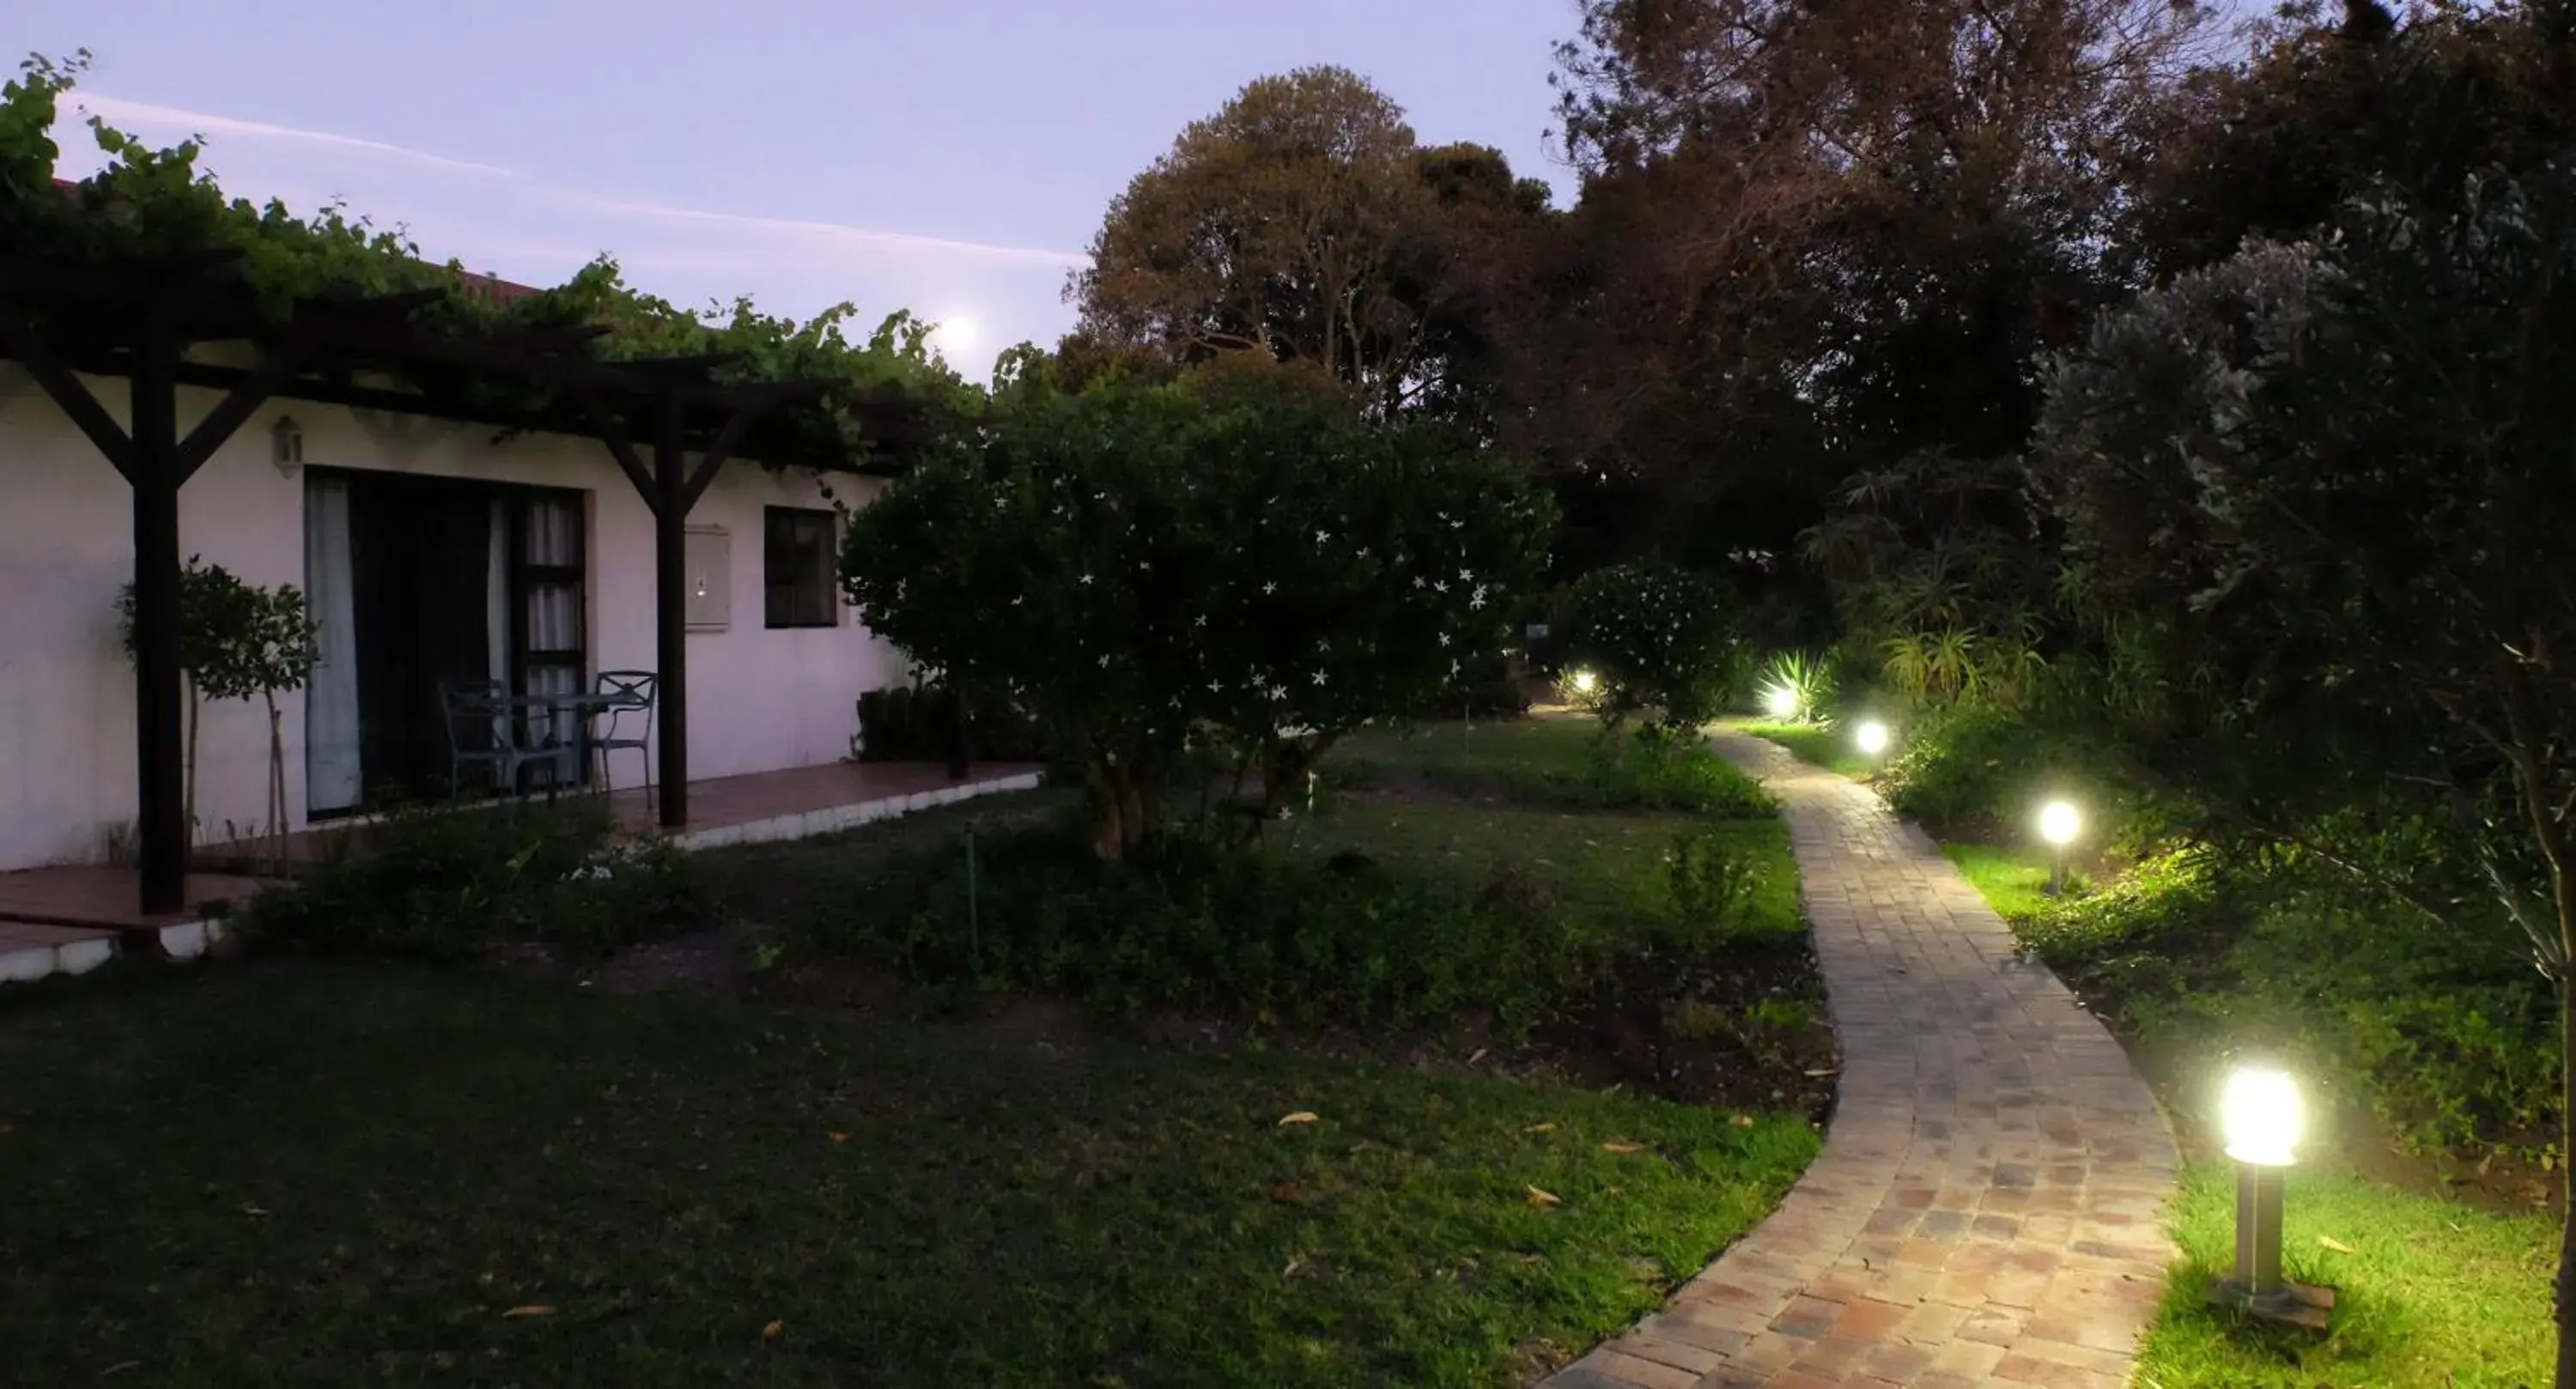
[440,679,566,801]
[589,670,659,809]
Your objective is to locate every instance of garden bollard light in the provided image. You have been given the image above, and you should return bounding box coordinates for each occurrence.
[2038,798,2081,896]
[2210,1065,2336,1329]
[1571,668,1599,696]
[1854,720,1890,758]
[1764,683,1801,720]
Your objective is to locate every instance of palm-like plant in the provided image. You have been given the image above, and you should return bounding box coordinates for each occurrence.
[1757,650,1836,723]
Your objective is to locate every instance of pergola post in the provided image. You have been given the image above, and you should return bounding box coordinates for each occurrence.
[651,399,692,829]
[0,272,410,915]
[1,244,890,888]
[585,379,811,834]
[129,311,188,915]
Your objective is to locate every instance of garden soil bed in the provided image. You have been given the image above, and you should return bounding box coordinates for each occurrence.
[554,929,1843,1123]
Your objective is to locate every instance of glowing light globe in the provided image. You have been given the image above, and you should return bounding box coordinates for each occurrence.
[2038,799,2081,847]
[1855,720,1890,756]
[1764,684,1800,719]
[1571,669,1599,696]
[2221,1066,2304,1168]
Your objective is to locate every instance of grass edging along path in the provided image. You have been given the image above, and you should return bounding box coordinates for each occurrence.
[1735,719,1877,779]
[1943,845,2557,1388]
[1,716,1835,1389]
[1742,719,2557,1385]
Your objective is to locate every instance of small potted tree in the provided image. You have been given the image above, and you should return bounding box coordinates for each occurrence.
[119,558,321,874]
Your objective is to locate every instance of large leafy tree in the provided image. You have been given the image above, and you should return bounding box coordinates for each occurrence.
[2036,167,2576,1380]
[2123,0,2576,281]
[1068,66,1552,424]
[1530,0,2208,620]
[841,365,1555,858]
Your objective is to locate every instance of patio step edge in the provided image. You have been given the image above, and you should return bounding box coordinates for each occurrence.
[0,918,226,988]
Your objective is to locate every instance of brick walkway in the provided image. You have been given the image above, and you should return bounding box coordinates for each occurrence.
[1546,732,2180,1389]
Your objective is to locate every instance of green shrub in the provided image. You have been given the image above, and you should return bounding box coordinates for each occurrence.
[1583,727,1778,817]
[854,679,1049,763]
[1875,702,2139,841]
[787,821,1610,1034]
[1666,826,1765,937]
[243,803,702,962]
[2016,846,2560,1155]
[1567,560,1744,731]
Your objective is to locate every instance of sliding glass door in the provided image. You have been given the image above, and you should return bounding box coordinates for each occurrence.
[302,472,588,814]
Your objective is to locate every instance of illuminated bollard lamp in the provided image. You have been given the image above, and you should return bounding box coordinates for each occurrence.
[2038,798,2081,896]
[1853,719,1891,759]
[2208,1065,2336,1330]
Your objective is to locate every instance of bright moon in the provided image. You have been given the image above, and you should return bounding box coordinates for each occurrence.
[934,314,980,358]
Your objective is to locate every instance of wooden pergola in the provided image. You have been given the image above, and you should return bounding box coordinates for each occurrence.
[0,247,934,915]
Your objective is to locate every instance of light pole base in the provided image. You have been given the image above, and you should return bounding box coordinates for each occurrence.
[2208,1277,2336,1331]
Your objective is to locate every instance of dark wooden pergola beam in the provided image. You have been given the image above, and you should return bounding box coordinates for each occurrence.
[612,379,835,828]
[569,383,660,510]
[0,246,244,306]
[0,299,139,481]
[173,291,447,483]
[1,246,931,899]
[0,281,447,914]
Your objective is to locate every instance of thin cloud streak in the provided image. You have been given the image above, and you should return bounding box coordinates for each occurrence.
[74,95,524,180]
[70,94,1090,268]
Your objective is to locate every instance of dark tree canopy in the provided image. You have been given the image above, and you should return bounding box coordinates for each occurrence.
[1504,0,2209,608]
[1066,66,1552,427]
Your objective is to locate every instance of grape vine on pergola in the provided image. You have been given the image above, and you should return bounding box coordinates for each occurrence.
[0,242,944,917]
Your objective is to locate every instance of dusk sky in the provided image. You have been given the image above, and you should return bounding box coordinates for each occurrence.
[13,1,1584,381]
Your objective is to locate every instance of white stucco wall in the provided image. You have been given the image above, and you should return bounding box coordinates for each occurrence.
[0,363,906,871]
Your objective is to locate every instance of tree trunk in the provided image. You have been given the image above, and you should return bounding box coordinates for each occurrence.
[1088,758,1127,863]
[2556,919,2574,1389]
[265,694,287,878]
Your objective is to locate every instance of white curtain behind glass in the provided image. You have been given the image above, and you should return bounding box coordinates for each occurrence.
[302,477,362,814]
[522,495,584,745]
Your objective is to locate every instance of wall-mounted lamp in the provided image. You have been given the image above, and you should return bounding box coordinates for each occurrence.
[271,415,305,478]
[2209,1064,2335,1329]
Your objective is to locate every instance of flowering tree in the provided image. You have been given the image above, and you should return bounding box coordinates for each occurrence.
[1567,559,1741,734]
[842,368,1554,858]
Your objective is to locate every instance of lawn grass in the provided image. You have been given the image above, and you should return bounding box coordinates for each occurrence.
[1327,715,1772,816]
[1332,716,1601,792]
[1941,838,2559,1386]
[1937,840,2063,923]
[2140,1163,2555,1388]
[1732,719,1877,779]
[1285,798,1802,946]
[0,965,1817,1389]
[0,714,1831,1386]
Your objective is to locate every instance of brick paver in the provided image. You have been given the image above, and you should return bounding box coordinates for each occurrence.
[1546,732,2179,1388]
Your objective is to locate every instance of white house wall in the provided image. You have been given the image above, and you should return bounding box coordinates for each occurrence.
[0,364,905,871]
